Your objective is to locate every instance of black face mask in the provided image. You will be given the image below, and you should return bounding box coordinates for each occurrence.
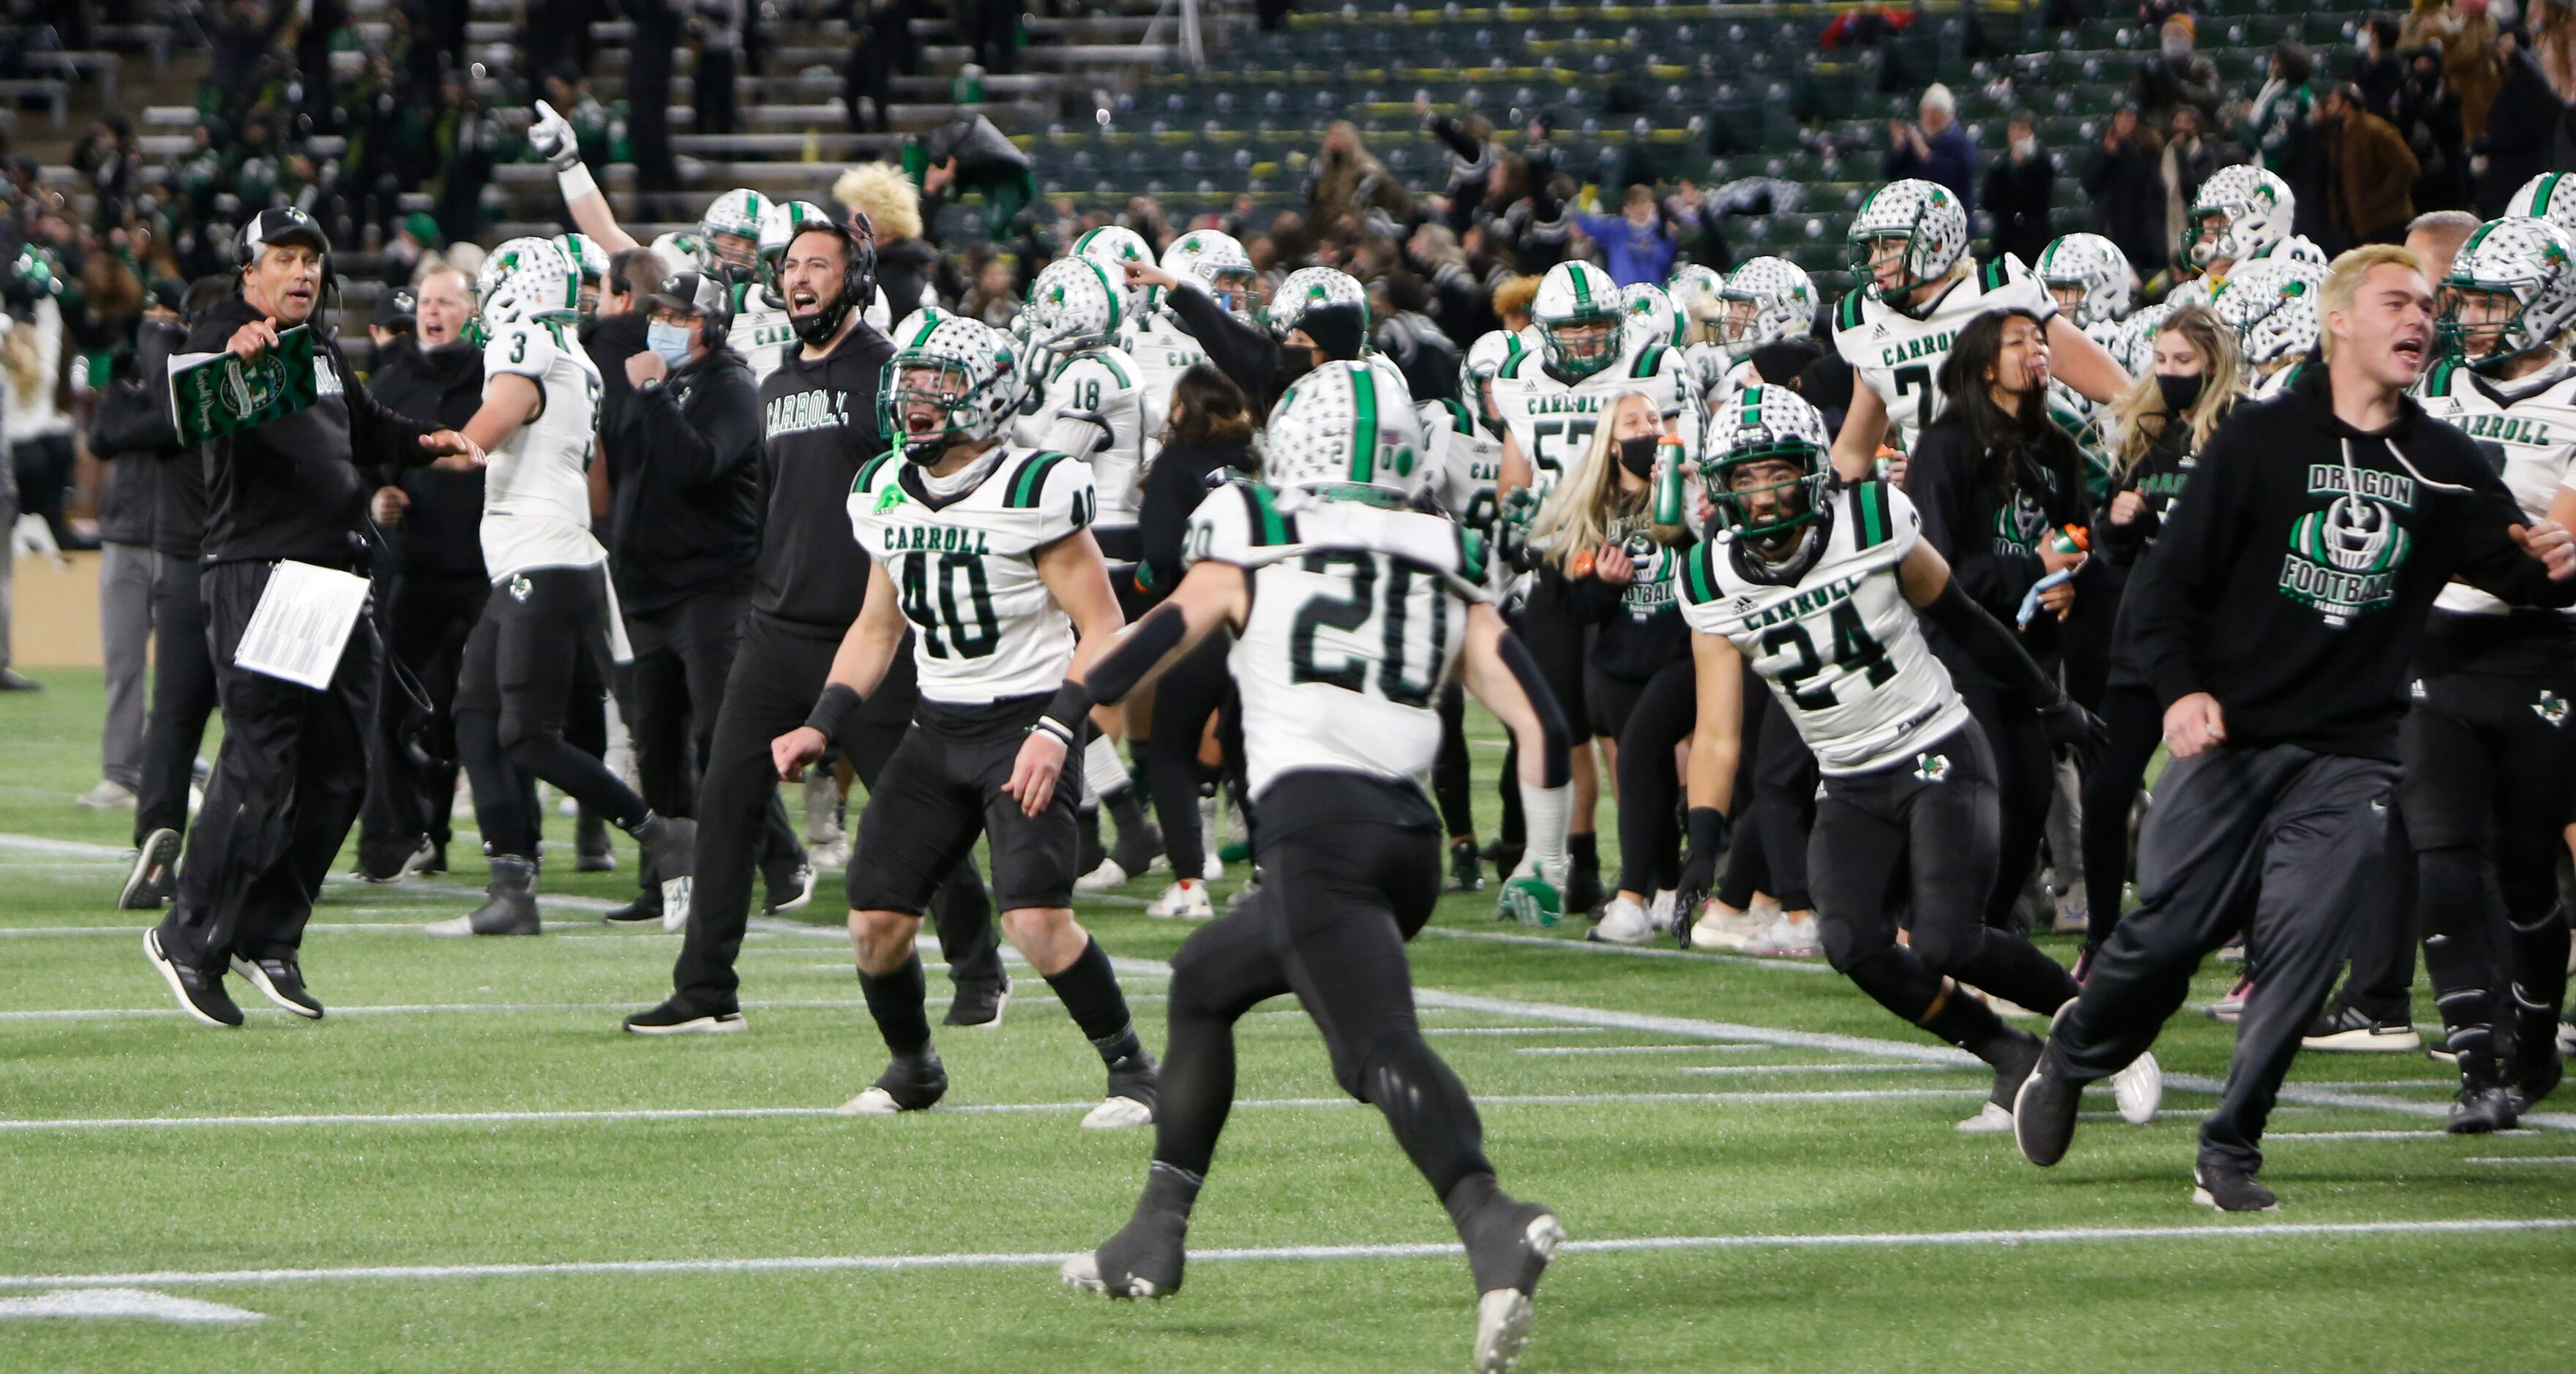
[2156,372,2204,413]
[1278,347,1319,386]
[1617,434,1659,480]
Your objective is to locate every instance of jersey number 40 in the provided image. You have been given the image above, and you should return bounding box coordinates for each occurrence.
[900,551,1001,658]
[1289,551,1452,707]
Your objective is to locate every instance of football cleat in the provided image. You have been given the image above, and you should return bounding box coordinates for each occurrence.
[763,863,815,915]
[2191,1164,2280,1213]
[839,1053,949,1114]
[1082,1095,1156,1130]
[119,827,183,910]
[2301,1004,2422,1053]
[1689,902,1768,952]
[1144,879,1215,920]
[1497,873,1562,929]
[943,974,1011,1029]
[2445,1084,2520,1135]
[2110,1050,2163,1125]
[2012,1062,2082,1167]
[1955,1102,2015,1134]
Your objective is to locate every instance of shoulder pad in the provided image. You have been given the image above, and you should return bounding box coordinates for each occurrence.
[1835,288,1868,336]
[483,320,561,379]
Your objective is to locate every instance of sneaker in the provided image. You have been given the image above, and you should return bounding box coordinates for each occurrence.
[2012,1061,2083,1167]
[943,974,1011,1028]
[1689,902,1767,951]
[1062,1205,1187,1299]
[1965,1026,2044,1132]
[622,997,746,1035]
[1075,855,1139,892]
[2110,1050,2163,1125]
[2301,1004,2422,1052]
[2216,936,2247,965]
[1448,838,1486,893]
[1587,895,1657,946]
[807,838,849,874]
[637,815,697,933]
[1084,1051,1158,1130]
[119,827,183,910]
[352,834,433,884]
[763,863,815,915]
[2209,975,2254,1022]
[599,894,663,927]
[422,839,449,876]
[426,855,539,936]
[75,779,137,810]
[1744,912,1819,958]
[1955,1103,2016,1134]
[2050,886,2089,935]
[143,928,242,1028]
[1145,879,1215,920]
[1497,871,1562,929]
[574,811,616,873]
[1107,814,1167,885]
[839,1053,948,1114]
[0,667,42,691]
[2445,1084,2520,1135]
[229,953,323,1018]
[1460,1195,1563,1374]
[2191,1163,2280,1212]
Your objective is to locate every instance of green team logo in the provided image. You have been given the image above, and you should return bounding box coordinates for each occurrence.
[2280,466,2414,627]
[1914,752,1951,784]
[2536,690,2570,727]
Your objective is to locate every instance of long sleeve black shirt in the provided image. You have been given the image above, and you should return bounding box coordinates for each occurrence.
[89,318,186,548]
[1905,412,2092,689]
[606,345,764,617]
[1137,436,1251,598]
[751,320,895,635]
[366,339,489,579]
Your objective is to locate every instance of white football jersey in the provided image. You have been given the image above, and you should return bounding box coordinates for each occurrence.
[2419,355,2576,616]
[2250,358,2304,402]
[2167,236,2326,312]
[1831,257,2054,454]
[1491,339,1700,501]
[1682,340,1738,399]
[728,288,798,385]
[1188,484,1489,795]
[1677,481,1969,775]
[1420,396,1503,531]
[847,445,1098,703]
[479,319,606,580]
[1123,312,1209,456]
[1038,346,1148,528]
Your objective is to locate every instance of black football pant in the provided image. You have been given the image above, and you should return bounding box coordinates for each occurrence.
[452,566,646,857]
[132,552,218,845]
[624,587,801,891]
[358,569,484,855]
[669,614,1000,1008]
[157,560,375,969]
[1145,631,1235,878]
[1715,667,1819,912]
[2077,683,2163,947]
[2046,744,2398,1174]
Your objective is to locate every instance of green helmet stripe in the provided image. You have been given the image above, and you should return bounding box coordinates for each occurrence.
[1570,267,1592,308]
[1082,258,1123,334]
[1350,370,1379,484]
[2540,174,2562,215]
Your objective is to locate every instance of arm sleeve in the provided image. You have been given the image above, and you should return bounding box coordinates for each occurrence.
[1906,427,2045,623]
[337,342,443,468]
[1917,577,2067,709]
[631,365,763,492]
[2125,424,2253,708]
[1164,285,1280,401]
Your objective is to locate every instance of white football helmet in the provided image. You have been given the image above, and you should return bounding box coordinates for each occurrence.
[1703,383,1835,541]
[1847,179,1970,300]
[700,188,774,274]
[2438,216,2576,364]
[2184,165,2295,274]
[649,230,707,275]
[1666,263,1727,345]
[2214,255,2328,370]
[1267,266,1370,339]
[479,255,583,329]
[1461,329,1523,432]
[1160,228,1257,316]
[2033,233,2135,330]
[1022,255,1129,353]
[2109,301,2179,376]
[476,236,573,304]
[878,314,1025,464]
[552,231,607,284]
[755,200,839,309]
[2506,173,2576,244]
[1717,256,1819,350]
[1260,358,1427,505]
[1532,260,1625,378]
[1622,283,1684,351]
[1071,224,1155,317]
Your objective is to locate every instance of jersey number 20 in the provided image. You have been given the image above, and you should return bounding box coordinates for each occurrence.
[1289,551,1450,707]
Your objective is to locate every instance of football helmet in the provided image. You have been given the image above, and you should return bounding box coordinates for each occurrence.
[1704,383,1835,541]
[2183,165,2295,274]
[1022,255,1128,354]
[1622,282,1685,351]
[878,315,1024,465]
[1666,263,1727,345]
[1461,329,1523,432]
[476,236,572,305]
[1267,266,1370,339]
[1160,228,1257,316]
[1717,256,1820,350]
[1531,260,1624,378]
[2213,255,2327,370]
[2033,233,2135,330]
[2506,173,2576,245]
[2437,216,2576,365]
[700,188,774,275]
[1846,179,1970,301]
[1261,358,1427,505]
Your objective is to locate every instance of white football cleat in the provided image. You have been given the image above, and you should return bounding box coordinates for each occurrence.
[1145,879,1215,920]
[2111,1050,2163,1125]
[1744,912,1819,957]
[1955,1101,2015,1133]
[1473,1289,1535,1374]
[836,1087,904,1116]
[1690,902,1767,951]
[1074,857,1134,893]
[1082,1095,1154,1130]
[1587,895,1656,945]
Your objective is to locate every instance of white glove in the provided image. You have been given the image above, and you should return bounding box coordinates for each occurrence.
[530,100,581,172]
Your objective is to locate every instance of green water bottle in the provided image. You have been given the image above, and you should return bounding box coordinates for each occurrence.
[1651,436,1686,526]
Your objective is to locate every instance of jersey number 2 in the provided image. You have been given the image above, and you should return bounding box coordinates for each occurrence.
[1289,552,1448,707]
[901,552,1001,659]
[1760,601,1895,710]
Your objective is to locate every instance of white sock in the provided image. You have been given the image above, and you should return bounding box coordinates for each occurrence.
[1516,781,1570,882]
[1084,734,1131,801]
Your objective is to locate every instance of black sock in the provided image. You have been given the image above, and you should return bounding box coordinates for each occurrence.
[1108,788,1152,838]
[2509,906,2570,1021]
[1139,1159,1204,1221]
[858,952,932,1058]
[1440,1169,1500,1228]
[1045,936,1142,1065]
[1921,981,2016,1062]
[1568,831,1598,870]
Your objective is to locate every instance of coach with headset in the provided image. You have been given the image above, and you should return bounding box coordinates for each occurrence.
[143,207,484,1029]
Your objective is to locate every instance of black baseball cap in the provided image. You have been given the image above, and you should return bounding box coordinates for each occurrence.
[642,269,729,317]
[372,285,419,330]
[242,206,330,260]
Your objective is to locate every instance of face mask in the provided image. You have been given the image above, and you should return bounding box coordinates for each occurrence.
[647,319,694,369]
[1617,434,1659,480]
[2162,37,2189,59]
[2156,372,2205,412]
[2012,137,2037,159]
[1278,347,1319,386]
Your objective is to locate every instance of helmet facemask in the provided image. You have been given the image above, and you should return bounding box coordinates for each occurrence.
[880,356,1000,465]
[1542,311,1620,378]
[1710,442,1830,552]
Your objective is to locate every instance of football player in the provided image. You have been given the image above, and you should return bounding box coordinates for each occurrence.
[1130,229,1258,448]
[551,230,610,320]
[771,315,1156,1129]
[2408,216,2576,1128]
[1035,361,1575,1374]
[2166,165,2327,309]
[1703,255,1822,399]
[2213,255,2329,400]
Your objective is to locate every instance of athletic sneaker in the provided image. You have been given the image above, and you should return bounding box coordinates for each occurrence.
[119,827,182,910]
[2301,1004,2422,1052]
[1083,1051,1159,1130]
[75,778,137,810]
[1449,838,1485,893]
[839,1053,949,1114]
[943,974,1011,1028]
[763,863,815,915]
[599,894,663,928]
[2012,1061,2083,1166]
[2191,1163,2280,1212]
[2209,975,2254,1022]
[2050,885,2089,936]
[229,954,323,1018]
[427,855,539,936]
[1145,879,1215,920]
[2110,1050,2163,1125]
[1689,902,1768,951]
[1062,1204,1188,1299]
[2216,936,2247,964]
[143,928,242,1028]
[351,834,433,884]
[1963,1027,2044,1133]
[637,814,698,933]
[1587,895,1658,946]
[1955,1103,2015,1133]
[2445,1084,2520,1135]
[1458,1192,1563,1374]
[622,997,746,1035]
[1743,912,1819,958]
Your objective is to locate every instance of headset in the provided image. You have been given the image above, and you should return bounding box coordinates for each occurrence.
[235,206,340,314]
[782,209,880,347]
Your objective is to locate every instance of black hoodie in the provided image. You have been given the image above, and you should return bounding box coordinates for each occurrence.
[181,294,443,568]
[367,338,488,578]
[751,318,896,634]
[88,318,187,548]
[2122,363,2576,758]
[605,342,763,618]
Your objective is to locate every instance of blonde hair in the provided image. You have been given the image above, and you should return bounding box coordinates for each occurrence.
[2107,305,2242,476]
[1531,391,1684,568]
[834,162,924,242]
[1491,274,1540,328]
[2318,244,2425,361]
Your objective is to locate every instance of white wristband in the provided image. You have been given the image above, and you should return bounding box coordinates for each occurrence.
[557,162,599,204]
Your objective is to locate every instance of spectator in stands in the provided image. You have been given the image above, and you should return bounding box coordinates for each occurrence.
[2135,16,2222,127]
[1982,110,2055,268]
[206,0,294,119]
[71,116,142,231]
[1304,122,1414,232]
[2080,103,2166,281]
[976,0,1025,75]
[4,251,82,552]
[834,162,935,321]
[1418,96,1499,233]
[629,0,683,193]
[2239,40,2318,176]
[693,0,745,137]
[1882,83,1976,214]
[2317,81,2420,248]
[2395,43,2472,214]
[2475,25,2572,214]
[2406,0,2503,143]
[965,254,1020,329]
[2350,18,2407,118]
[2533,0,2576,100]
[2159,106,2218,272]
[1573,185,1682,288]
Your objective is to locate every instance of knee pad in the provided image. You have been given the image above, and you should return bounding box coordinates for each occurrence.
[1907,920,1973,977]
[2416,845,2485,919]
[1818,912,1890,975]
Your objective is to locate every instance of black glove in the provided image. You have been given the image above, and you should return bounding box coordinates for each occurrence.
[2038,697,2109,771]
[1672,806,1729,947]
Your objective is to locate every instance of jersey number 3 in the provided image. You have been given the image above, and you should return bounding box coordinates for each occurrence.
[1289,552,1450,707]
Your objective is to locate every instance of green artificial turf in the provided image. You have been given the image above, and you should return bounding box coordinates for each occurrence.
[1,669,2570,1370]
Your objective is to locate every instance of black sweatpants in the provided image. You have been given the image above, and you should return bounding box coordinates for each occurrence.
[1433,678,1475,841]
[132,553,218,844]
[157,560,377,969]
[1608,656,1694,898]
[359,568,484,853]
[2078,683,2163,947]
[1149,772,1491,1201]
[1145,631,1235,878]
[2049,744,2398,1173]
[1715,668,1819,912]
[624,587,801,885]
[669,613,1000,1006]
[1957,675,2055,931]
[452,565,646,857]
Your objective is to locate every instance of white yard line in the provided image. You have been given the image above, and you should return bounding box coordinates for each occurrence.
[1422,1026,1611,1037]
[0,834,130,859]
[1415,925,1834,973]
[0,1288,266,1322]
[1516,1043,1764,1054]
[2465,1156,2576,1165]
[3,1218,2566,1291]
[1677,1064,1951,1077]
[2268,1129,2539,1141]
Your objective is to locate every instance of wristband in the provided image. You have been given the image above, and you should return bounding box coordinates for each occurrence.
[804,683,861,742]
[557,162,599,203]
[1033,679,1093,748]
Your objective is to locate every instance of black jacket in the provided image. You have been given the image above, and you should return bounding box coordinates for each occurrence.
[184,295,443,569]
[1980,149,2056,269]
[367,339,489,579]
[752,320,896,634]
[1565,525,1695,684]
[1905,410,2092,688]
[87,318,187,548]
[2124,365,2576,757]
[605,344,763,617]
[2079,133,2167,277]
[1163,284,1284,410]
[1137,437,1251,598]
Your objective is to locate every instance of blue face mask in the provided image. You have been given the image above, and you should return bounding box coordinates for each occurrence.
[647,319,696,369]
